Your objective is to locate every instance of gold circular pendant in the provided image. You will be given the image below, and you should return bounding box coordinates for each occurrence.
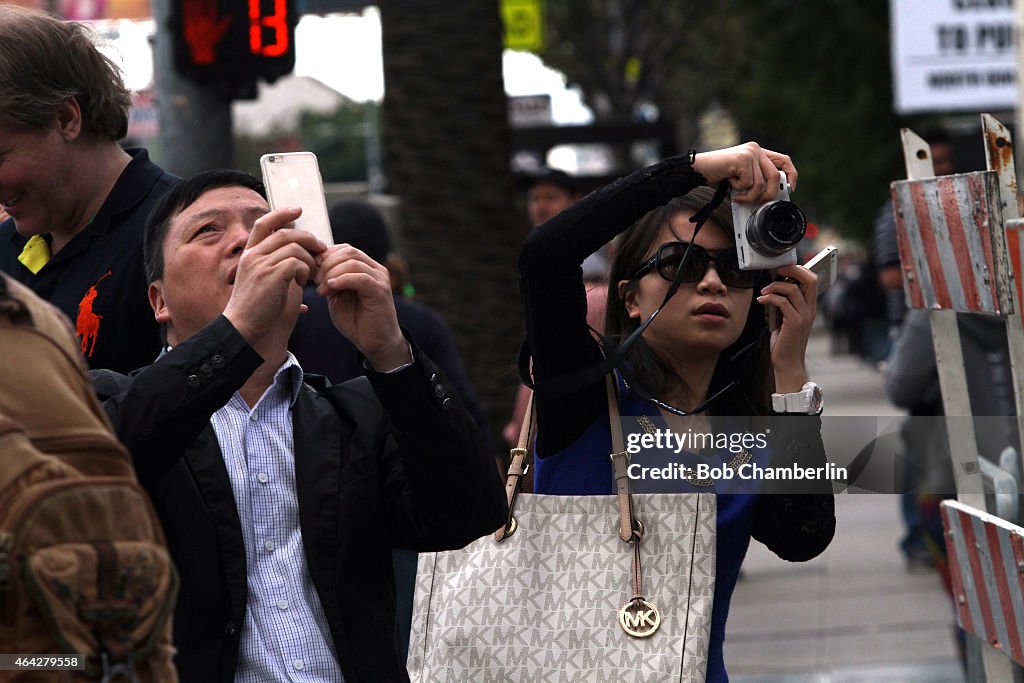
[618,598,661,638]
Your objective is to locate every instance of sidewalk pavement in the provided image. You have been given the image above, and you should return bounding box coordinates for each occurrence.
[725,327,965,682]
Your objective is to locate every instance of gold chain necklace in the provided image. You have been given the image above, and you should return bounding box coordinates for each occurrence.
[635,415,753,487]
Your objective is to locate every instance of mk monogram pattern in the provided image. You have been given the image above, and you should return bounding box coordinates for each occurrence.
[408,493,716,682]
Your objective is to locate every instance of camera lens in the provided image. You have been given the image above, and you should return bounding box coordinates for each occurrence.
[745,201,807,257]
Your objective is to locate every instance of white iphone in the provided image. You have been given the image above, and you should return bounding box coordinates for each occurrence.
[259,151,334,246]
[805,245,839,295]
[767,245,839,330]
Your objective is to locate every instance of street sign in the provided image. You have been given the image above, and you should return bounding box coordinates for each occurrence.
[508,94,552,127]
[502,0,545,53]
[890,0,1016,114]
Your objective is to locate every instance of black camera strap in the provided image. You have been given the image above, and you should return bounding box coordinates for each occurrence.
[519,179,739,410]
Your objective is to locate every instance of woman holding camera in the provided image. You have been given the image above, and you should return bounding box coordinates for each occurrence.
[518,143,835,682]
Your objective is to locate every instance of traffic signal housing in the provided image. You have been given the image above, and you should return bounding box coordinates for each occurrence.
[170,0,296,86]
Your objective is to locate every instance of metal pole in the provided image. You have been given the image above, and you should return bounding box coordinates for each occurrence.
[151,0,235,176]
[365,102,385,194]
[1016,0,1024,172]
[980,114,1024,481]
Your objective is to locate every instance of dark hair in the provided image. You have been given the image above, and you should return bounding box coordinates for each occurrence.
[605,185,772,416]
[920,125,952,147]
[0,6,131,140]
[328,200,393,263]
[144,170,266,284]
[523,168,580,196]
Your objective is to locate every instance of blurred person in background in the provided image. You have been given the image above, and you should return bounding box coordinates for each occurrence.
[0,6,176,373]
[525,167,580,226]
[820,247,863,356]
[524,167,610,281]
[885,305,1015,668]
[503,168,609,450]
[842,251,889,365]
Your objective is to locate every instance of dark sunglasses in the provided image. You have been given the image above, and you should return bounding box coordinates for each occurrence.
[631,241,760,289]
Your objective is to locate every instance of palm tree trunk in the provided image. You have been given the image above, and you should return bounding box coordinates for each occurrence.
[381,1,522,455]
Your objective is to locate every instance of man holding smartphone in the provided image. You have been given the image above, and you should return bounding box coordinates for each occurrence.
[93,169,508,682]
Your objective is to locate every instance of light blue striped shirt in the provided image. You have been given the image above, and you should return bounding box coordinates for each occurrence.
[211,353,344,682]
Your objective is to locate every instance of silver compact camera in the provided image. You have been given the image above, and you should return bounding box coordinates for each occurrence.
[731,171,807,270]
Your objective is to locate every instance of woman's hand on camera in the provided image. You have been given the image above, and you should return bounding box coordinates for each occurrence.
[692,142,797,203]
[757,263,816,393]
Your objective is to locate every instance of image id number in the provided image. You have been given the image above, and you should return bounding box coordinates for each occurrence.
[0,655,84,670]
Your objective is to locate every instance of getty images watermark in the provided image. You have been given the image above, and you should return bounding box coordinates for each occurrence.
[618,414,1021,494]
[624,427,848,483]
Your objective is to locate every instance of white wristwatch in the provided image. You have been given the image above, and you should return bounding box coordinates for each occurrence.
[771,382,824,414]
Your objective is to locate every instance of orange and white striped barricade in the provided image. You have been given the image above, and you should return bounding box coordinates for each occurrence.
[893,113,1024,682]
[942,500,1024,669]
[892,125,1007,508]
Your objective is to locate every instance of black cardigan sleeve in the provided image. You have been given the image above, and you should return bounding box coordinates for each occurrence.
[518,155,707,456]
[94,315,262,486]
[752,414,836,561]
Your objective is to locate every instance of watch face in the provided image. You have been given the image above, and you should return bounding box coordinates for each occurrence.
[808,384,823,412]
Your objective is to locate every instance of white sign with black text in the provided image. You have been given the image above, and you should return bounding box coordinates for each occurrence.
[508,94,553,127]
[890,0,1016,114]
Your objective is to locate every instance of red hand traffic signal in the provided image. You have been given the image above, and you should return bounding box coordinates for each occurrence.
[171,0,296,84]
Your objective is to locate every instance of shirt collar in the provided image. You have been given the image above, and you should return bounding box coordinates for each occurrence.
[274,352,305,407]
[86,148,161,236]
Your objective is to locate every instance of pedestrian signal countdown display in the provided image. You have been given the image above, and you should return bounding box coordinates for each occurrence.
[171,0,296,84]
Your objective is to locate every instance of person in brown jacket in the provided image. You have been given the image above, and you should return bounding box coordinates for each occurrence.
[0,273,177,681]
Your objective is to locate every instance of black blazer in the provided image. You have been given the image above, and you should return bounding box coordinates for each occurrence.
[94,316,508,682]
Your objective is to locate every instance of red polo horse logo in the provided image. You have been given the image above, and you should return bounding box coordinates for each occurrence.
[76,271,111,358]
